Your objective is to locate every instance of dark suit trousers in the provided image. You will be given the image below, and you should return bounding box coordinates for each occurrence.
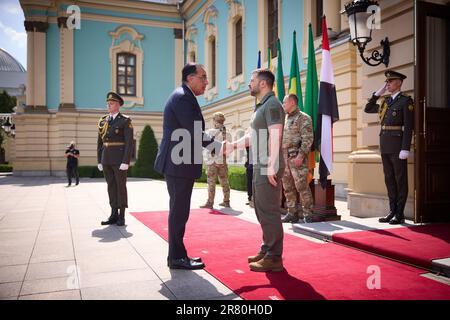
[381,154,408,216]
[165,175,195,260]
[246,165,253,201]
[66,166,79,185]
[103,165,128,209]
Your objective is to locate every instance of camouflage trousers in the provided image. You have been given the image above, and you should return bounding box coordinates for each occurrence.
[206,164,230,204]
[282,158,313,217]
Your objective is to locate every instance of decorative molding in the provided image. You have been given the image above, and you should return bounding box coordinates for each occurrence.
[203,6,218,101]
[186,26,198,63]
[57,17,68,29]
[226,0,245,92]
[173,28,183,39]
[109,26,145,108]
[24,20,49,33]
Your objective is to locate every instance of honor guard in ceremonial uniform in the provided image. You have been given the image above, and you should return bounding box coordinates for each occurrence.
[97,92,134,226]
[365,70,414,225]
[200,112,231,209]
[281,94,314,224]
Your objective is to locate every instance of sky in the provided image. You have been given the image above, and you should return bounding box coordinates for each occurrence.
[0,0,26,69]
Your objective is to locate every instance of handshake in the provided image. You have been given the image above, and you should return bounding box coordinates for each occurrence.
[218,140,237,156]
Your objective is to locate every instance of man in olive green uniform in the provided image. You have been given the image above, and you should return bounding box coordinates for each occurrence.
[364,70,414,225]
[227,69,285,272]
[97,92,134,227]
[281,94,314,224]
[200,112,231,208]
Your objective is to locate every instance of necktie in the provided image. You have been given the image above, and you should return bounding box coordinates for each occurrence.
[385,97,392,105]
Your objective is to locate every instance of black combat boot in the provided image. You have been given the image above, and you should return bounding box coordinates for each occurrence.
[101,208,118,225]
[116,208,125,226]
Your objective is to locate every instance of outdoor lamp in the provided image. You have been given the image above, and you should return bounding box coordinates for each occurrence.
[342,0,390,67]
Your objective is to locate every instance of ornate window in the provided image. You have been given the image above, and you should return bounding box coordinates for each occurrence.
[267,0,278,58]
[226,0,245,92]
[316,0,323,36]
[203,6,219,101]
[117,53,136,96]
[109,26,144,108]
[186,26,198,64]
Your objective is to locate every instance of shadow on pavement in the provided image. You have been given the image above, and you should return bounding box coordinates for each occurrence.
[92,225,133,242]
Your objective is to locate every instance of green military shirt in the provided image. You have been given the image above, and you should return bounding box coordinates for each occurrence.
[250,91,285,170]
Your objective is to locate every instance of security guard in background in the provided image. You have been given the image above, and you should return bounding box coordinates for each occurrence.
[97,92,134,226]
[364,70,414,225]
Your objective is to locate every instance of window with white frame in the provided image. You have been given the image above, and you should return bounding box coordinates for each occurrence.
[226,0,245,92]
[203,6,219,101]
[109,26,144,107]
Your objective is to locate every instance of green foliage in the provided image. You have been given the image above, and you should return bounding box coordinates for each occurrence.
[197,165,248,191]
[132,125,163,179]
[0,164,13,172]
[227,166,247,191]
[0,91,16,113]
[196,167,207,183]
[78,166,104,178]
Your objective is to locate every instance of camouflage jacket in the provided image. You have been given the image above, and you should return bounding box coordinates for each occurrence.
[282,109,314,159]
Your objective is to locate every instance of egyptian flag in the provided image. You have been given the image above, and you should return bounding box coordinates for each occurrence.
[316,16,339,189]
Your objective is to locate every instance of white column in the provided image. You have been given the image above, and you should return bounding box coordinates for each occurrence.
[26,28,35,107]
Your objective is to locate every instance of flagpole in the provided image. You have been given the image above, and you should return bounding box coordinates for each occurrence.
[311,15,341,222]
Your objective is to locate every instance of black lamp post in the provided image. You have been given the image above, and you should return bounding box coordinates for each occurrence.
[343,0,390,67]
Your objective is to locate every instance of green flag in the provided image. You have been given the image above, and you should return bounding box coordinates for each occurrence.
[304,24,319,137]
[276,39,285,100]
[304,23,319,176]
[288,31,303,110]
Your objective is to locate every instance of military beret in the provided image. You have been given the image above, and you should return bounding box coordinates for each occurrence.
[385,70,407,81]
[106,91,124,106]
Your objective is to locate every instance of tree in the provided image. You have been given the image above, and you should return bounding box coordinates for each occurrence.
[0,91,16,113]
[132,124,163,179]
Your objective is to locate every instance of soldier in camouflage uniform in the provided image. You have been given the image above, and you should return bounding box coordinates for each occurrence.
[200,112,231,208]
[281,94,314,223]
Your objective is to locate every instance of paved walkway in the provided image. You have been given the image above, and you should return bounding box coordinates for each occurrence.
[0,175,448,300]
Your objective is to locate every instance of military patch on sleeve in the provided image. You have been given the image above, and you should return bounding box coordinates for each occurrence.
[270,108,281,122]
[408,104,414,112]
[128,121,133,129]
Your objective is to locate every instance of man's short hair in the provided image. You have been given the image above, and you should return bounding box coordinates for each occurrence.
[182,63,203,82]
[286,94,298,105]
[252,69,275,88]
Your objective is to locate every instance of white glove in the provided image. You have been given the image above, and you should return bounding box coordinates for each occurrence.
[97,164,103,171]
[399,150,410,160]
[119,163,129,171]
[375,84,387,97]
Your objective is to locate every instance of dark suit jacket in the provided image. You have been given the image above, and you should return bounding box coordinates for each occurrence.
[154,84,221,179]
[97,113,134,165]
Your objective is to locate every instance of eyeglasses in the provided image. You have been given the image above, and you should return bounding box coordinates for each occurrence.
[193,75,208,81]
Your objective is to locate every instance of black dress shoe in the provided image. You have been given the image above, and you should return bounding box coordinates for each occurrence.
[389,215,405,225]
[379,212,395,223]
[169,257,205,270]
[167,256,202,267]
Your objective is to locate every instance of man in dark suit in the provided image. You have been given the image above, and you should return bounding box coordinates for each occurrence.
[154,63,223,270]
[365,70,414,225]
[97,92,134,227]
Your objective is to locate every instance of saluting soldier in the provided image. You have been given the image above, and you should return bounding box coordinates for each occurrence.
[97,92,134,227]
[365,70,414,225]
[281,94,314,224]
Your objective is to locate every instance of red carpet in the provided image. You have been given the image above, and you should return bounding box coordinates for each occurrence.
[332,224,450,269]
[131,209,450,300]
